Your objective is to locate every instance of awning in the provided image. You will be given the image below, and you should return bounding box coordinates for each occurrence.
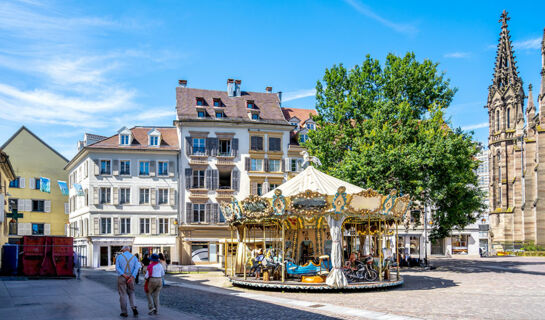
[90,237,134,244]
[133,236,176,246]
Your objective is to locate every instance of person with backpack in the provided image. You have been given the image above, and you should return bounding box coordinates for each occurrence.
[145,253,165,315]
[115,246,140,318]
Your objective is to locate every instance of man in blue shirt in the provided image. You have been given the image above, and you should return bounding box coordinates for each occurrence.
[115,246,140,317]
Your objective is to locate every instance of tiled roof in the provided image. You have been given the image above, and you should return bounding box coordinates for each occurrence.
[87,127,179,151]
[281,107,317,126]
[176,87,289,125]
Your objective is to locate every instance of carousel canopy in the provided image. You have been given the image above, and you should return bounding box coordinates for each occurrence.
[263,166,364,198]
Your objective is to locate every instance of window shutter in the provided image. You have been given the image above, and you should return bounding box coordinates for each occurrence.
[185,168,192,189]
[44,200,51,213]
[169,188,175,206]
[185,137,193,156]
[93,159,99,175]
[186,203,192,224]
[251,182,257,195]
[151,217,157,234]
[231,168,240,191]
[212,203,219,224]
[232,138,239,157]
[84,189,89,206]
[25,199,32,212]
[284,158,290,172]
[205,169,212,190]
[84,161,88,178]
[19,177,25,189]
[64,202,69,214]
[213,170,219,190]
[150,188,157,205]
[264,158,269,172]
[113,160,119,175]
[245,157,250,171]
[205,203,211,223]
[262,181,269,194]
[113,187,119,205]
[150,161,156,177]
[210,138,218,156]
[18,223,31,236]
[113,217,119,235]
[29,178,35,190]
[250,136,256,150]
[93,217,99,235]
[93,187,99,205]
[44,224,51,235]
[18,199,25,212]
[168,161,175,176]
[170,218,176,235]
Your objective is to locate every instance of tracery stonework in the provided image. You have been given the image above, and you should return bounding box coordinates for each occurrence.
[487,11,545,247]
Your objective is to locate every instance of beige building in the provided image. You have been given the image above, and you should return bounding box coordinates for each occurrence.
[0,149,16,266]
[486,12,545,248]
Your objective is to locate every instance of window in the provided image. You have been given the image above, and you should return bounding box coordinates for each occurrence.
[139,161,150,176]
[100,218,111,234]
[269,159,280,172]
[507,108,511,128]
[290,121,299,128]
[196,98,204,106]
[306,122,315,130]
[100,187,111,204]
[158,218,169,234]
[250,136,263,151]
[32,200,45,212]
[193,170,205,188]
[257,183,263,196]
[268,137,281,152]
[300,134,309,143]
[270,183,279,190]
[120,160,131,175]
[409,236,420,255]
[213,99,221,107]
[496,110,500,131]
[158,162,168,176]
[290,159,298,172]
[120,188,130,204]
[150,136,159,146]
[193,204,205,223]
[219,170,232,189]
[216,112,224,118]
[219,209,226,223]
[32,223,44,235]
[100,160,111,175]
[250,159,263,171]
[139,188,150,204]
[158,189,168,205]
[120,135,130,145]
[140,218,150,234]
[251,113,259,120]
[247,101,255,109]
[193,138,206,155]
[9,177,20,188]
[197,111,206,118]
[219,139,231,156]
[120,218,131,234]
[34,178,41,190]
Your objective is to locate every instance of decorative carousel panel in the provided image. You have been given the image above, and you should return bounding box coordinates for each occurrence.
[221,202,237,223]
[332,186,348,215]
[391,195,411,219]
[289,190,330,217]
[240,195,272,219]
[232,198,243,219]
[272,189,287,216]
[347,188,383,215]
[381,190,397,214]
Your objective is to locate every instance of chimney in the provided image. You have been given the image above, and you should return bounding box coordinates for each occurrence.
[235,80,241,97]
[265,86,272,93]
[278,91,282,107]
[227,79,235,97]
[178,80,187,88]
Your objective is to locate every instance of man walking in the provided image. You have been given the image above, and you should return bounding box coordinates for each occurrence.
[115,246,140,317]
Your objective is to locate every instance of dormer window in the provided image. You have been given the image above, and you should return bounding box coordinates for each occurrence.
[117,126,132,146]
[216,112,224,118]
[251,113,259,120]
[306,122,315,130]
[291,121,299,128]
[147,128,161,147]
[120,135,130,145]
[213,99,222,107]
[196,98,204,106]
[198,111,206,118]
[247,100,255,109]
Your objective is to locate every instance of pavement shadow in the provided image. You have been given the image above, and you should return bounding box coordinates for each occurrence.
[393,274,457,291]
[429,258,545,276]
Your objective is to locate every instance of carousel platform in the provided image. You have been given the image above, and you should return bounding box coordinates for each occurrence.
[228,275,403,291]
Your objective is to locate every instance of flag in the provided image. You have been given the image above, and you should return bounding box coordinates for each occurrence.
[40,177,51,193]
[57,181,69,196]
[74,183,84,196]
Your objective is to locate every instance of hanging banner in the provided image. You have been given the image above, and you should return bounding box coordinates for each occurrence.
[74,183,84,196]
[40,177,51,193]
[57,181,69,196]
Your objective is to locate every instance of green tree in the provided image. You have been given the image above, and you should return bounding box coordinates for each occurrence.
[305,52,485,240]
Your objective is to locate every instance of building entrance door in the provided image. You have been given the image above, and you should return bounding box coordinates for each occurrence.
[431,239,445,255]
[110,246,122,265]
[100,247,108,266]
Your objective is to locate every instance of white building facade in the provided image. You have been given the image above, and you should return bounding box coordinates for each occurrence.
[65,127,180,267]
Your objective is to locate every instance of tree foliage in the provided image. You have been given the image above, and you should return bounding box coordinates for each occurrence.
[305,52,485,240]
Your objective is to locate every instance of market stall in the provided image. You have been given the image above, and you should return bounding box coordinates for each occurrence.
[221,166,411,290]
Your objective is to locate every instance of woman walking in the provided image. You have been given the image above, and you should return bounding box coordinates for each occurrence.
[158,253,167,286]
[145,254,165,315]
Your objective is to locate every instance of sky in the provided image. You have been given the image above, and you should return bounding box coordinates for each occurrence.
[0,0,544,158]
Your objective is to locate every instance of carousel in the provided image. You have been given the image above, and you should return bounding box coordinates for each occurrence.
[221,162,411,291]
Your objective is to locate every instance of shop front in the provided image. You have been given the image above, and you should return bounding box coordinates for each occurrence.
[133,236,178,265]
[179,226,230,265]
[90,237,134,268]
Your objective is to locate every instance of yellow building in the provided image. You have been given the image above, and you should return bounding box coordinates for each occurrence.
[1,127,69,240]
[0,149,16,266]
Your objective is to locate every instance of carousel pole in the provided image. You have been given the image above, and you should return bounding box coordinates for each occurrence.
[263,222,266,251]
[378,218,383,281]
[230,226,234,276]
[243,224,247,280]
[395,220,400,280]
[367,215,371,255]
[224,229,229,276]
[281,220,286,283]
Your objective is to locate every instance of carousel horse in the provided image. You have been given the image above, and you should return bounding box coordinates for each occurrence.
[285,256,331,276]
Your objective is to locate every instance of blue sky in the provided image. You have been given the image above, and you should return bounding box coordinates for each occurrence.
[0,0,544,158]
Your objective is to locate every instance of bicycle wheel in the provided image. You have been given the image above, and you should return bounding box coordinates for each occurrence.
[364,268,378,281]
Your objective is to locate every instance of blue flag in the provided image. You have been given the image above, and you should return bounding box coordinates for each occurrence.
[40,177,50,193]
[74,184,84,196]
[57,181,69,196]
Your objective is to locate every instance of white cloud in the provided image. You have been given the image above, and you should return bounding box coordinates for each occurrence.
[444,52,471,59]
[462,122,488,131]
[343,0,418,35]
[282,89,316,102]
[513,38,541,50]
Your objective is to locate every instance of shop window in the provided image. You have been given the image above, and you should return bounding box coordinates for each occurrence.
[409,236,420,255]
[451,235,469,254]
[191,243,209,262]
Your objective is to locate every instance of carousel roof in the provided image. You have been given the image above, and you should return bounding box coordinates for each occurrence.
[263,166,364,198]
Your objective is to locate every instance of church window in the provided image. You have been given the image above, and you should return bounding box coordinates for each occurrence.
[507,108,511,128]
[496,110,500,131]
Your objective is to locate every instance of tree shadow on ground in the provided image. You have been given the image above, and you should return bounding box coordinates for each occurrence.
[426,258,545,276]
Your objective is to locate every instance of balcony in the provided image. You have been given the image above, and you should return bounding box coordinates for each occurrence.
[188,188,209,202]
[216,188,235,202]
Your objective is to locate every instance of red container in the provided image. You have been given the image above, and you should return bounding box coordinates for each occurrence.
[22,236,45,276]
[51,237,74,276]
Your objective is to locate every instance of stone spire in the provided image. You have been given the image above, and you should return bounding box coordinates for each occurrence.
[540,28,545,107]
[491,10,521,92]
[527,84,536,120]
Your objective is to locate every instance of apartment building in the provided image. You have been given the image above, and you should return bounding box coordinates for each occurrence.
[0,148,16,267]
[175,79,299,264]
[281,107,318,179]
[65,127,179,267]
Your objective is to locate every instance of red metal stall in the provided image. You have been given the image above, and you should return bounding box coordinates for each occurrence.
[22,236,74,277]
[51,237,74,276]
[22,236,45,276]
